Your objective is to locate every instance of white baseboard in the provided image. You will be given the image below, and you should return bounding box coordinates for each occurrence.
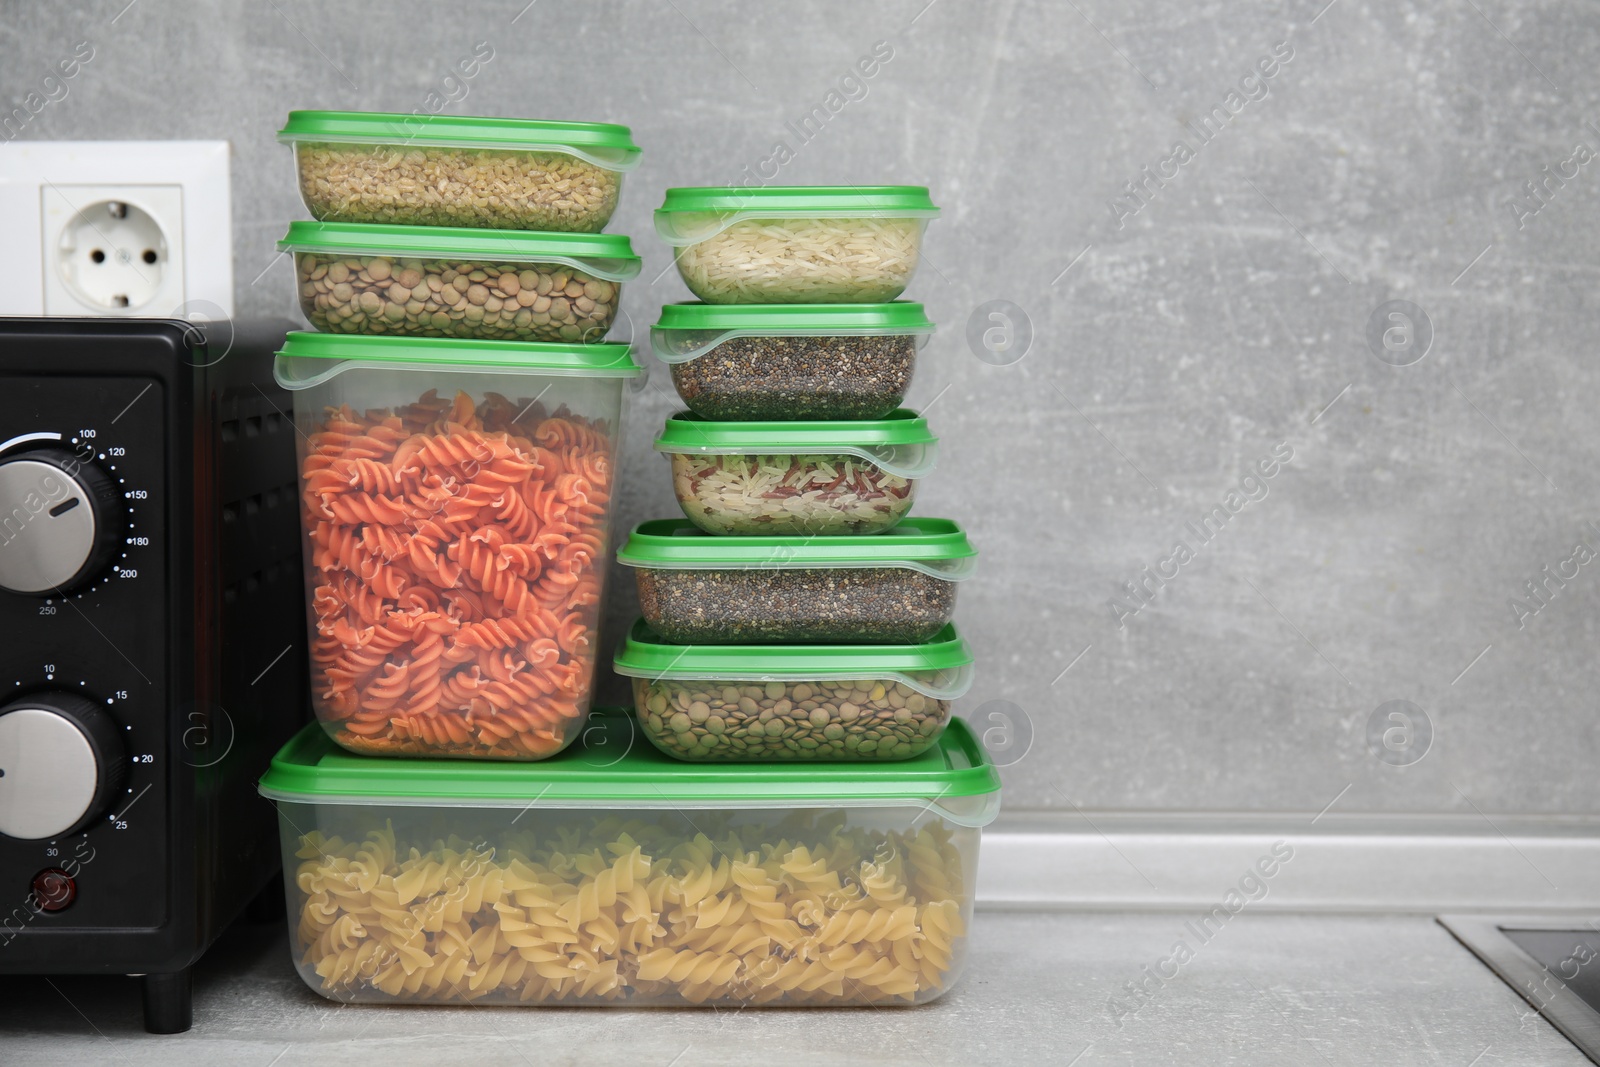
[977,811,1600,913]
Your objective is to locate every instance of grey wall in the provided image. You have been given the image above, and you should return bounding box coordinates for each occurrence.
[6,0,1597,816]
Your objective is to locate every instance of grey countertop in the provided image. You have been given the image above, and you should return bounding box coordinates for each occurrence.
[1,911,1586,1066]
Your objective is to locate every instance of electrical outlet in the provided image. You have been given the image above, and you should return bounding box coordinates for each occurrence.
[0,141,232,319]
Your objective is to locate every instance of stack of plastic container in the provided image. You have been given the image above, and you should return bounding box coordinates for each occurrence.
[615,186,981,764]
[269,111,644,762]
[257,151,1002,1011]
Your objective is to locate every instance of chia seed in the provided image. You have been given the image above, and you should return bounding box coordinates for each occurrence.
[636,566,956,644]
[669,334,916,421]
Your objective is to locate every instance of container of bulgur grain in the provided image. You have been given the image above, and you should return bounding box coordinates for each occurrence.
[278,110,640,231]
[618,518,976,644]
[652,301,935,420]
[280,221,639,342]
[655,409,937,536]
[614,619,974,762]
[655,186,939,303]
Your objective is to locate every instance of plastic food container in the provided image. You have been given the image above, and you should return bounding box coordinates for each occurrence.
[652,302,935,421]
[618,518,976,644]
[261,710,999,1005]
[614,620,973,762]
[656,409,936,536]
[655,187,940,304]
[279,110,641,232]
[274,331,641,760]
[281,221,640,343]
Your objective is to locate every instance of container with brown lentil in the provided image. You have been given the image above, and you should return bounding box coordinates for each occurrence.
[652,302,935,421]
[617,518,976,644]
[279,110,640,232]
[280,221,639,343]
[612,620,974,762]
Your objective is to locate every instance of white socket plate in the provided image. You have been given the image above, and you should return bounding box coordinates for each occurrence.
[0,140,232,318]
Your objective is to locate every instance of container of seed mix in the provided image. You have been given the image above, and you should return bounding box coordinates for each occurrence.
[617,518,976,644]
[651,302,935,420]
[278,110,641,232]
[656,409,937,535]
[280,221,639,342]
[613,620,974,762]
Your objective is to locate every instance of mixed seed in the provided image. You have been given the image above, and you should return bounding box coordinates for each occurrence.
[295,143,621,231]
[636,566,955,644]
[634,677,949,761]
[669,335,916,421]
[294,253,620,341]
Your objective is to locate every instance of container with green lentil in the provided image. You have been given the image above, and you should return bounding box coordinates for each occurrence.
[652,302,935,421]
[280,221,640,343]
[613,620,974,762]
[618,518,976,644]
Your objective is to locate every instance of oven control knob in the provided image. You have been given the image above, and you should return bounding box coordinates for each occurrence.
[0,447,120,596]
[0,693,127,840]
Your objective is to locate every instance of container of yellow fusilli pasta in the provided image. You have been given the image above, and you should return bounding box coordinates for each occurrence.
[258,709,1001,1007]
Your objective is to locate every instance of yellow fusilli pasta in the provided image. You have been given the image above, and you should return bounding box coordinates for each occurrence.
[289,813,970,1006]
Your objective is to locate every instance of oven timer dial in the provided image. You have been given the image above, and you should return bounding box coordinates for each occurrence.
[0,446,121,596]
[0,692,127,840]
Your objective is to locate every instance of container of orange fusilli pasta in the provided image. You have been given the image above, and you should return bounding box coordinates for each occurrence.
[274,331,641,760]
[258,710,1002,1006]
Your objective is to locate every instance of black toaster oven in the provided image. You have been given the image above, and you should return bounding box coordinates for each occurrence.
[0,318,306,1033]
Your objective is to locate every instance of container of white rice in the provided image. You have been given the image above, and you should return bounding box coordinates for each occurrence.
[654,186,940,304]
[655,409,938,535]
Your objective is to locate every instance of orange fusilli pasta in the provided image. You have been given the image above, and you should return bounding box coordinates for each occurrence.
[300,388,615,759]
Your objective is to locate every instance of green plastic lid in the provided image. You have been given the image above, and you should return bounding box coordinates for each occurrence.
[655,186,940,244]
[278,221,642,281]
[275,331,640,390]
[654,408,937,478]
[277,110,642,170]
[651,302,935,363]
[616,517,977,579]
[258,709,1000,823]
[613,619,974,699]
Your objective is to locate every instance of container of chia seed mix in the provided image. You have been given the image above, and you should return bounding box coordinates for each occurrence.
[617,517,976,644]
[613,619,974,762]
[651,302,935,421]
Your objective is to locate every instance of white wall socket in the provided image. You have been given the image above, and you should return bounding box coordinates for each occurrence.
[0,141,232,319]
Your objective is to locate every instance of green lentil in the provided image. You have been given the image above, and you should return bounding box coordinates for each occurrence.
[295,253,619,342]
[632,676,949,762]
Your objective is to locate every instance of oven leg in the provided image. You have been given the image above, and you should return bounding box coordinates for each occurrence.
[141,968,192,1034]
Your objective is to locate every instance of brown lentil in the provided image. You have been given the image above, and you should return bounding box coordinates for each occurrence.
[294,253,619,342]
[634,677,949,762]
[669,335,916,421]
[635,566,956,644]
[295,143,622,231]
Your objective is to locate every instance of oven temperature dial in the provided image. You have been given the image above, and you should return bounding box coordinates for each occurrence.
[0,693,127,840]
[0,447,120,596]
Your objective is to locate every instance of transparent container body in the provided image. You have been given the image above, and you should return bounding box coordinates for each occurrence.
[635,565,956,644]
[294,252,622,343]
[668,334,916,421]
[669,451,916,536]
[277,800,980,1005]
[288,367,628,759]
[292,141,624,232]
[632,676,952,762]
[674,217,929,303]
